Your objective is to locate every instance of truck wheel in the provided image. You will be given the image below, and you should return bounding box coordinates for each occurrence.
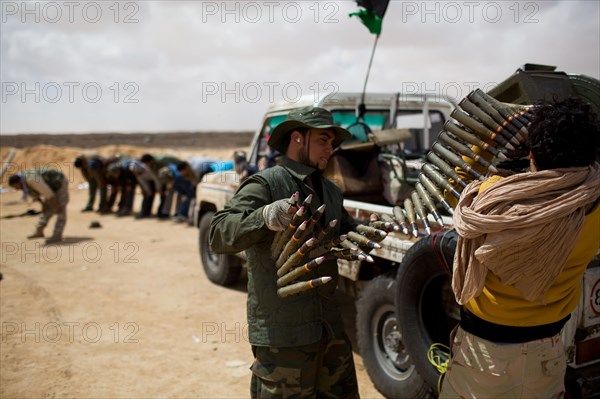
[357,275,433,399]
[395,233,460,392]
[198,211,242,286]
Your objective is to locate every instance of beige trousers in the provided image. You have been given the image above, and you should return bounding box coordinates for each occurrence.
[439,326,565,399]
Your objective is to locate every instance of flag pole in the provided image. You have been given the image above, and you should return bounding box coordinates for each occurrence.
[361,34,380,106]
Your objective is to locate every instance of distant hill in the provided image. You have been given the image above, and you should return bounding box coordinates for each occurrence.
[0,131,254,149]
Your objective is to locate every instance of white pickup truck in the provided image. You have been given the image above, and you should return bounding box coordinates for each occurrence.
[194,65,600,398]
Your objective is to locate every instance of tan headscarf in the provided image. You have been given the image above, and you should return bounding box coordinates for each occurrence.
[452,162,600,305]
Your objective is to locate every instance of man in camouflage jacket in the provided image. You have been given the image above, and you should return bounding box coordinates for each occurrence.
[9,168,69,244]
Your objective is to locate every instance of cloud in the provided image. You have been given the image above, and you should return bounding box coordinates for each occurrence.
[1,0,598,134]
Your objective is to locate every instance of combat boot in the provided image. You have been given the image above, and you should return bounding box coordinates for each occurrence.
[27,227,44,239]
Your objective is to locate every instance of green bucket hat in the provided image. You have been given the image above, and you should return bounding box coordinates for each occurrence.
[268,106,351,153]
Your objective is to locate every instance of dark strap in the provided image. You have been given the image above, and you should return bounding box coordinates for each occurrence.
[460,307,569,343]
[308,172,324,204]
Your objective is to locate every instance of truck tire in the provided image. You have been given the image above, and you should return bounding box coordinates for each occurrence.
[395,232,459,393]
[357,275,433,399]
[198,211,242,286]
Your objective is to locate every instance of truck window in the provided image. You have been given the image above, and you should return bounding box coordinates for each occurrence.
[397,110,445,159]
[260,110,388,154]
[332,112,387,132]
[332,112,388,144]
[253,114,287,170]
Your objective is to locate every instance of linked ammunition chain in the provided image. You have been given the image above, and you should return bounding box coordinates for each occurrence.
[272,194,387,297]
[273,91,533,295]
[393,89,534,237]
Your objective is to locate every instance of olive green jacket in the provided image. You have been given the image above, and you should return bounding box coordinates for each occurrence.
[209,156,356,347]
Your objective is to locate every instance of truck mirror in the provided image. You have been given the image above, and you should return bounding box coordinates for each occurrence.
[233,151,248,174]
[233,151,247,163]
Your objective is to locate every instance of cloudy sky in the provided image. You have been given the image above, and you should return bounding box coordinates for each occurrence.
[1,0,599,134]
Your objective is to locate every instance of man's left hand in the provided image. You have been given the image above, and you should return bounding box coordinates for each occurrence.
[262,193,299,231]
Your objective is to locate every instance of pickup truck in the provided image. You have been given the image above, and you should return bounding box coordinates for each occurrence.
[194,91,456,286]
[194,65,600,398]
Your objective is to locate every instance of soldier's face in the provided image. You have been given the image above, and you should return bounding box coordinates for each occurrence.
[302,128,335,172]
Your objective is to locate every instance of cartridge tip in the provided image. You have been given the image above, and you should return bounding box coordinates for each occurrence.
[497,152,509,161]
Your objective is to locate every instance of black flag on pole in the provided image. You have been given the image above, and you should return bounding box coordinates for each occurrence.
[349,0,390,35]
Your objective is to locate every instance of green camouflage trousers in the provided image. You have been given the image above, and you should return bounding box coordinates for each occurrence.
[37,178,69,238]
[250,330,359,398]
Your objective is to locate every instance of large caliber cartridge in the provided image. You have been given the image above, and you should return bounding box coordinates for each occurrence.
[277,276,332,297]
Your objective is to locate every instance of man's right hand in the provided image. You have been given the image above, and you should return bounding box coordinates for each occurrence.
[262,193,299,231]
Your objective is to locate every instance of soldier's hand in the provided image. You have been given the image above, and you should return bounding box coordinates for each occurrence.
[368,213,399,234]
[262,193,299,231]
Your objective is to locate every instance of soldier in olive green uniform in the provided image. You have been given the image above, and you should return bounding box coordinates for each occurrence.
[210,107,360,398]
[74,155,97,212]
[8,169,69,244]
[75,154,118,214]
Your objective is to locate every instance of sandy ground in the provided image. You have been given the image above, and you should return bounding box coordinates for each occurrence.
[0,150,385,398]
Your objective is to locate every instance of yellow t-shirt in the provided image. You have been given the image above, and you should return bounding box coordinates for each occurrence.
[465,179,600,326]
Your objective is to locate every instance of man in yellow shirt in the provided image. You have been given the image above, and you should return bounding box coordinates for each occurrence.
[440,97,600,398]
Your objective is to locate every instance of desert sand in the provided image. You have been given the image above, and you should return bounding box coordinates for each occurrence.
[0,134,384,398]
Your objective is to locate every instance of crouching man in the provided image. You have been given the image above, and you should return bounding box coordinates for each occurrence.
[8,168,69,244]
